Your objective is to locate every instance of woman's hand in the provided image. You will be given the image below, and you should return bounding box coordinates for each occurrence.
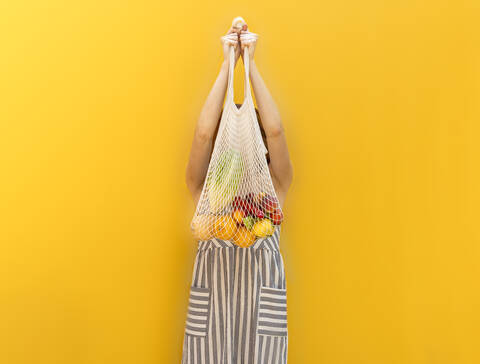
[240,30,257,62]
[222,27,241,65]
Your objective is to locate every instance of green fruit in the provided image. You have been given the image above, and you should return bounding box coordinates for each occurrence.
[242,216,255,230]
[206,148,244,213]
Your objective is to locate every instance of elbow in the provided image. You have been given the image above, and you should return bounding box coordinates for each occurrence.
[195,119,215,143]
[195,128,213,143]
[266,124,285,138]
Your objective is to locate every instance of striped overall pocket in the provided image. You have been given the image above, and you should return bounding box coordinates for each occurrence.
[185,286,211,337]
[257,285,288,337]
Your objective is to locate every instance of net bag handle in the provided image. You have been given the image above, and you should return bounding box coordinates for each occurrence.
[220,31,268,155]
[224,32,258,107]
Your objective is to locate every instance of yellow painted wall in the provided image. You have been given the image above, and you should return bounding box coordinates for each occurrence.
[1,1,479,363]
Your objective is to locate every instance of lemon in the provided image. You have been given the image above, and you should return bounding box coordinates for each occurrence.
[252,219,274,238]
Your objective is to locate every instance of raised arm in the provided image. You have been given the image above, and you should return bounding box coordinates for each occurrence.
[185,28,241,205]
[240,31,294,199]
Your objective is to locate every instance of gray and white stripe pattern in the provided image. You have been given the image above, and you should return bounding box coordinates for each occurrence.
[181,224,288,364]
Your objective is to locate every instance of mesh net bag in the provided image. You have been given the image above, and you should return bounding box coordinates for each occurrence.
[190,26,284,248]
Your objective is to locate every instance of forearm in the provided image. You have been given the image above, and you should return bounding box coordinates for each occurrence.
[196,60,230,139]
[186,61,229,193]
[248,60,283,136]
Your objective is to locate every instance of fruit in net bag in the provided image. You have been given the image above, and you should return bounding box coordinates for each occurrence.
[206,148,244,213]
[242,215,255,230]
[233,226,256,247]
[214,215,238,240]
[252,218,275,238]
[191,214,215,241]
[232,208,245,224]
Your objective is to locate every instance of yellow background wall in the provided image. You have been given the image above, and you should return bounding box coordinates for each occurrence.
[1,1,479,363]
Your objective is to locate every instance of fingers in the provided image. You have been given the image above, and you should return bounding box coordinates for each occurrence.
[224,27,241,48]
[228,24,247,40]
[221,34,239,48]
[227,26,244,37]
[239,30,258,49]
[240,30,247,48]
[223,27,257,50]
[226,26,252,40]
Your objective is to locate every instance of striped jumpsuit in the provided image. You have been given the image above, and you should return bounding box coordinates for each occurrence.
[181,224,288,364]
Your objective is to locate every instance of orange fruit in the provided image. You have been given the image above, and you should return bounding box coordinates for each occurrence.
[191,214,215,241]
[214,215,238,241]
[232,208,245,224]
[233,226,256,248]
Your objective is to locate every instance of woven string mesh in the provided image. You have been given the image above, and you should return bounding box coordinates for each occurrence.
[190,33,284,247]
